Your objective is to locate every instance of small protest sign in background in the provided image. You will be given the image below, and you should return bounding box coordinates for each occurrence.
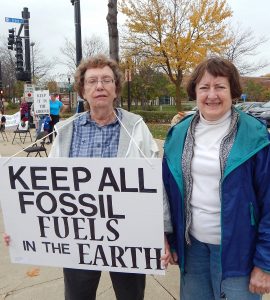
[33,90,50,115]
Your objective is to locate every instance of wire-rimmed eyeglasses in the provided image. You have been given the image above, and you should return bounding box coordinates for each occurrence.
[85,77,115,88]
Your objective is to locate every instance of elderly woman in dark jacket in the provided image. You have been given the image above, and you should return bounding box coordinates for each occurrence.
[164,57,270,299]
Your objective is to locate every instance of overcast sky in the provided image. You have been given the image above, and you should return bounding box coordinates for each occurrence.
[1,0,270,79]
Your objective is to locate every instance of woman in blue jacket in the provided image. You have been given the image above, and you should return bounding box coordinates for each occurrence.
[163,57,270,299]
[48,93,63,143]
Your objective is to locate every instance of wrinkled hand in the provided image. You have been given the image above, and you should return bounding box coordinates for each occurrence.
[2,233,10,246]
[249,266,270,295]
[171,251,178,265]
[161,235,171,268]
[160,235,178,268]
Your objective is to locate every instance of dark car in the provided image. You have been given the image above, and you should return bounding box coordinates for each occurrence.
[234,101,263,113]
[249,101,270,127]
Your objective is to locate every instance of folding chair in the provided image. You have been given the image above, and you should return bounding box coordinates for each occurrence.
[12,121,33,144]
[23,131,48,157]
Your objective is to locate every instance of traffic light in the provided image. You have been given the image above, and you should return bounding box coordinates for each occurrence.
[8,28,15,50]
[15,37,24,72]
[16,71,31,82]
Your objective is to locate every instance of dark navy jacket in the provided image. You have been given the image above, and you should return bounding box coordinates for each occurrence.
[163,110,270,279]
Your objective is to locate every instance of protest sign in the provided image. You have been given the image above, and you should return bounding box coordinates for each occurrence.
[3,111,20,127]
[33,90,50,115]
[0,157,165,275]
[24,83,35,103]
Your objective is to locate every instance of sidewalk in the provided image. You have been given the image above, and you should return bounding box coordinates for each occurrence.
[0,130,179,300]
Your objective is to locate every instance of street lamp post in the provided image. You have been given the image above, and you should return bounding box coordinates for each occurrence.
[68,76,72,113]
[30,42,35,82]
[70,0,82,66]
[70,0,83,113]
[125,68,132,111]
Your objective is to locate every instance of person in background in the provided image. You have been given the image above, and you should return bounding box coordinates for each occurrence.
[76,96,85,113]
[163,57,270,299]
[18,116,29,130]
[42,114,51,141]
[48,93,63,144]
[0,98,4,115]
[19,97,29,120]
[0,114,6,131]
[30,102,46,137]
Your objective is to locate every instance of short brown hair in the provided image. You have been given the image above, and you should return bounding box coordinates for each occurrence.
[186,57,242,100]
[74,54,123,100]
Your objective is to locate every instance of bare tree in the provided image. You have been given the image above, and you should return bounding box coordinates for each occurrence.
[223,24,269,75]
[59,36,108,74]
[0,36,21,99]
[58,38,77,74]
[84,37,108,57]
[30,41,55,82]
[0,36,17,74]
[0,35,54,94]
[107,0,119,62]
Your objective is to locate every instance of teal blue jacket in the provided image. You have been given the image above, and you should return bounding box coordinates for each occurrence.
[163,110,270,279]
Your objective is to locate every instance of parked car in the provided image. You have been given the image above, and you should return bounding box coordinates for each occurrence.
[171,106,197,126]
[234,101,263,113]
[249,100,270,127]
[185,106,197,116]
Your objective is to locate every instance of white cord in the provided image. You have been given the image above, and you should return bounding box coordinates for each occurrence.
[113,111,154,167]
[1,111,154,167]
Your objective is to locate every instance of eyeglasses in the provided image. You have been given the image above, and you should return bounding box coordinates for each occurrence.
[85,77,115,88]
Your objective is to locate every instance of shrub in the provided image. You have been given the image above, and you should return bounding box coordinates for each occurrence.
[61,112,73,119]
[6,102,19,110]
[132,110,176,123]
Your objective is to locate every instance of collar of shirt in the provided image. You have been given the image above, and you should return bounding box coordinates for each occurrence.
[77,108,122,126]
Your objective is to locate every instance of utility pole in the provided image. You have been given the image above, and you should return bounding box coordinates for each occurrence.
[70,0,82,66]
[68,76,72,113]
[0,62,3,112]
[22,7,31,83]
[70,0,83,112]
[30,42,35,82]
[7,7,31,82]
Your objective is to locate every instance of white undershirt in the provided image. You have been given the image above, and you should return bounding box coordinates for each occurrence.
[189,110,231,244]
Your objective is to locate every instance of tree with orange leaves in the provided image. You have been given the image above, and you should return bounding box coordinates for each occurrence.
[119,0,232,110]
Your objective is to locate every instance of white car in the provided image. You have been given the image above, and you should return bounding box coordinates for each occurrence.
[185,106,197,116]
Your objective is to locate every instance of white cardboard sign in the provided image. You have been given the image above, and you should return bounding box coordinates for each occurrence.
[3,111,20,127]
[0,157,165,275]
[33,90,50,115]
[24,84,35,103]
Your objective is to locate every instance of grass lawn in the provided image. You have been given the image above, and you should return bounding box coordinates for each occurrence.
[147,123,170,140]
